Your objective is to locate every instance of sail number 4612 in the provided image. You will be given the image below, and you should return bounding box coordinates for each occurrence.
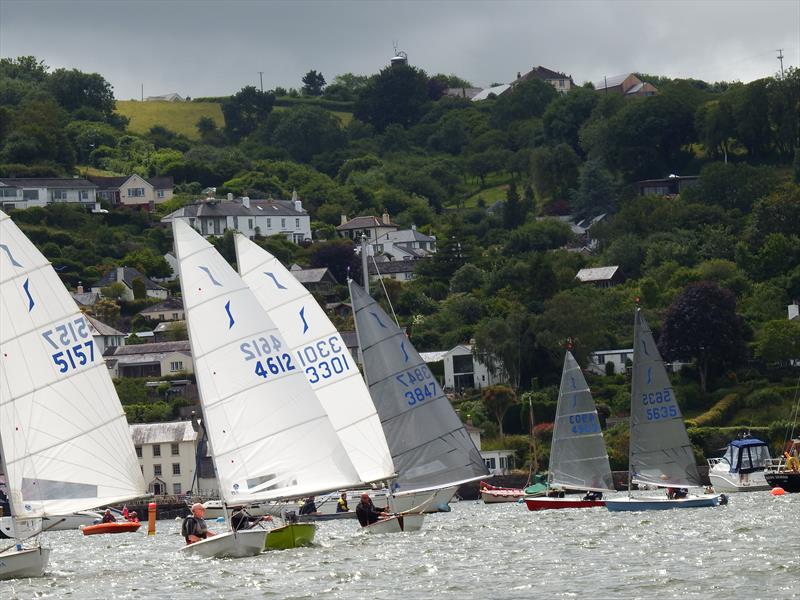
[642,389,677,421]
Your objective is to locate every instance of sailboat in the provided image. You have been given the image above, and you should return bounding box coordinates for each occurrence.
[605,309,723,511]
[349,280,489,532]
[524,351,615,510]
[233,234,395,544]
[0,210,145,579]
[173,220,365,557]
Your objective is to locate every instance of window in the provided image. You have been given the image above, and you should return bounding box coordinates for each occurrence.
[404,272,414,280]
[135,446,142,458]
[484,458,496,470]
[51,189,66,200]
[375,244,383,253]
[0,188,17,198]
[127,187,145,197]
[170,361,183,372]
[499,457,506,469]
[172,313,179,320]
[281,218,286,229]
[153,464,162,476]
[173,482,182,495]
[248,218,253,229]
[172,463,181,475]
[171,443,179,456]
[267,218,272,228]
[153,444,161,457]
[23,189,40,201]
[233,216,238,229]
[157,189,165,199]
[80,190,89,201]
[559,79,565,88]
[295,218,300,228]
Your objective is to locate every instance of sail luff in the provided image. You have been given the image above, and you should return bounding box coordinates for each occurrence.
[348,280,488,494]
[0,210,145,518]
[234,235,394,484]
[628,309,702,488]
[173,220,362,504]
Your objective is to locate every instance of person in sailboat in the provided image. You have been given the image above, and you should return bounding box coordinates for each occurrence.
[182,503,216,544]
[230,507,272,531]
[666,487,688,500]
[583,491,603,501]
[355,493,389,527]
[337,492,350,513]
[100,509,117,524]
[299,496,317,515]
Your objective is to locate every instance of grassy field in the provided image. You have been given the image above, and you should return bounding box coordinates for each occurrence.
[116,101,352,140]
[116,101,224,140]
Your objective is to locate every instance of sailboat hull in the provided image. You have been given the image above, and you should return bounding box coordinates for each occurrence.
[390,486,458,513]
[0,546,50,580]
[180,530,267,558]
[264,523,316,550]
[765,472,800,493]
[362,513,425,534]
[605,495,721,512]
[524,497,605,511]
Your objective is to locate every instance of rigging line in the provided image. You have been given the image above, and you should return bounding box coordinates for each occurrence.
[369,255,400,328]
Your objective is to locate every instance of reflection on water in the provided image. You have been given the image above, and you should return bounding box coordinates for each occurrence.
[2,493,798,599]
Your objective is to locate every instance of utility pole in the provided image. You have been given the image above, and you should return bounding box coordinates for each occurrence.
[776,49,785,79]
[141,83,143,102]
[258,71,264,92]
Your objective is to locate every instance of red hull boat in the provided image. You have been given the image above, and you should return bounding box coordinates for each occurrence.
[524,497,605,511]
[82,521,141,535]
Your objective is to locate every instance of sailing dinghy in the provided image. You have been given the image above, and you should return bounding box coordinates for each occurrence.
[234,234,396,545]
[605,309,723,512]
[349,281,489,532]
[525,351,614,510]
[174,221,364,557]
[0,210,146,579]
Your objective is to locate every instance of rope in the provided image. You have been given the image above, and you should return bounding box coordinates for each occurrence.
[369,255,400,327]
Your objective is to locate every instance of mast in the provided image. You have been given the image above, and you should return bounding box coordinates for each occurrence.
[361,234,369,293]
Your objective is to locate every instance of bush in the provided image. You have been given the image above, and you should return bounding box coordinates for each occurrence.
[605,361,615,376]
[742,388,785,409]
[685,393,740,427]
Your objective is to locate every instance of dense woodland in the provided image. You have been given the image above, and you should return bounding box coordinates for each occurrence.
[1,55,799,465]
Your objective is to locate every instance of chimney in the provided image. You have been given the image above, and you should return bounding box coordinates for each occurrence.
[227,192,233,201]
[242,196,250,209]
[340,214,348,225]
[382,212,390,225]
[292,189,302,212]
[116,266,124,282]
[411,224,416,231]
[77,281,84,294]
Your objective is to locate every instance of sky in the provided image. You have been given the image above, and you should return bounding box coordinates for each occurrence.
[0,0,798,100]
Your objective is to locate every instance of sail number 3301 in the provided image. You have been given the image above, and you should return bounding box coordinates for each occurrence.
[396,367,436,406]
[41,317,94,373]
[642,389,677,421]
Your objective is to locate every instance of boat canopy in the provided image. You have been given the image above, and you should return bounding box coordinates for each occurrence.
[721,438,771,473]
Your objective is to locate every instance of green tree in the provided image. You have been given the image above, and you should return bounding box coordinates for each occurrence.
[46,68,115,117]
[92,297,121,326]
[260,105,345,163]
[131,277,146,300]
[682,162,775,213]
[0,55,49,82]
[449,263,485,293]
[569,158,619,219]
[354,64,430,132]
[542,86,598,151]
[481,385,518,439]
[100,281,127,301]
[301,70,326,96]
[530,144,581,202]
[503,181,522,229]
[754,320,800,364]
[490,78,559,127]
[222,86,275,141]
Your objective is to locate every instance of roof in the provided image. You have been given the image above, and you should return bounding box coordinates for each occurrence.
[0,177,97,189]
[108,340,190,356]
[368,259,421,275]
[130,421,196,445]
[729,438,768,448]
[590,348,634,356]
[593,74,634,89]
[153,320,186,334]
[375,228,436,244]
[575,266,620,282]
[95,266,166,291]
[84,313,125,337]
[637,176,699,185]
[518,66,571,82]
[337,215,396,231]
[420,351,447,362]
[161,198,306,222]
[139,297,184,314]
[471,84,511,101]
[90,175,175,190]
[71,291,99,306]
[443,87,483,99]
[288,265,338,285]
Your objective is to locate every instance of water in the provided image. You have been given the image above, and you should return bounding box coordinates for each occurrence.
[2,493,798,599]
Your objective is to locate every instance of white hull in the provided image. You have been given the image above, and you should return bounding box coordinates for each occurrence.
[389,486,458,513]
[200,501,273,520]
[0,546,50,580]
[708,470,770,493]
[180,530,267,559]
[0,517,42,540]
[363,513,425,534]
[481,490,523,504]
[1,511,102,538]
[267,486,455,517]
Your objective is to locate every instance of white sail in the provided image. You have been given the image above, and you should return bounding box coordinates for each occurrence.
[629,309,702,488]
[173,220,361,504]
[549,351,614,492]
[0,211,145,518]
[234,234,394,484]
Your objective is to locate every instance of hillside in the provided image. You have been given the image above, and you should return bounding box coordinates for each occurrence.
[116,100,225,139]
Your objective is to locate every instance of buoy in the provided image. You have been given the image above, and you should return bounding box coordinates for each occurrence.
[148,501,157,535]
[770,487,785,496]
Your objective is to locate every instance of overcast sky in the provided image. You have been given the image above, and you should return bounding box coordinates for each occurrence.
[1,0,797,99]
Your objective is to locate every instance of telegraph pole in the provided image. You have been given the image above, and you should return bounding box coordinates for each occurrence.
[776,49,785,79]
[141,83,143,102]
[258,71,264,92]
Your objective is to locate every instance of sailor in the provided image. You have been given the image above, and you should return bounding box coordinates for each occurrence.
[230,507,272,531]
[336,492,350,513]
[355,493,389,527]
[128,511,139,523]
[583,491,602,501]
[182,503,216,544]
[100,509,116,523]
[298,496,317,515]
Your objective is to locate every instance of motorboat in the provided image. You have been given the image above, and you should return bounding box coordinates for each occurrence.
[707,438,772,492]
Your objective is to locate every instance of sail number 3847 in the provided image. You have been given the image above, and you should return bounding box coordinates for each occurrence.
[642,389,677,421]
[396,367,436,406]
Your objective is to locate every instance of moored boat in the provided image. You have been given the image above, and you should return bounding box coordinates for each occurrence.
[525,496,606,510]
[764,439,800,493]
[363,513,425,534]
[480,482,525,504]
[0,546,51,579]
[707,437,772,492]
[81,521,141,536]
[264,523,316,550]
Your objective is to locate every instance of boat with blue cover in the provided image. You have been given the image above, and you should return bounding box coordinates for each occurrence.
[707,437,772,492]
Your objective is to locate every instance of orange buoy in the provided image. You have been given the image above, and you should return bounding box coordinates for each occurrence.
[148,501,157,535]
[770,487,785,496]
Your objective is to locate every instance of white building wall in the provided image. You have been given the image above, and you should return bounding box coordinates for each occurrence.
[135,439,197,495]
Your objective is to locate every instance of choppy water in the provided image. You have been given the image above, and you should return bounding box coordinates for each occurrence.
[2,492,798,599]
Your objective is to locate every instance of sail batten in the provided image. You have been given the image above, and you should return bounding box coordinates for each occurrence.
[174,221,363,504]
[349,281,488,493]
[0,210,145,518]
[628,309,702,488]
[234,234,394,485]
[548,351,615,491]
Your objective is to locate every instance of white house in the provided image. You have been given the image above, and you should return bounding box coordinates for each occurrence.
[789,303,799,321]
[588,347,687,376]
[514,65,575,94]
[336,213,397,241]
[105,340,192,378]
[92,266,169,301]
[161,194,311,244]
[575,266,624,288]
[138,297,185,322]
[145,93,184,102]
[436,344,506,392]
[0,177,97,210]
[84,314,126,355]
[471,84,511,101]
[130,421,198,496]
[367,226,437,260]
[367,258,423,283]
[481,450,516,476]
[90,175,174,208]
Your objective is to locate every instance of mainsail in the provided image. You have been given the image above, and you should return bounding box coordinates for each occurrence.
[173,220,361,504]
[629,309,702,488]
[349,280,488,493]
[234,234,394,484]
[549,351,614,492]
[0,211,145,518]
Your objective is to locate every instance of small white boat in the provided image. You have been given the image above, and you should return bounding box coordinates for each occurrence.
[0,511,103,538]
[0,546,51,579]
[605,494,721,511]
[389,485,458,513]
[180,530,267,559]
[363,513,425,534]
[707,438,772,492]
